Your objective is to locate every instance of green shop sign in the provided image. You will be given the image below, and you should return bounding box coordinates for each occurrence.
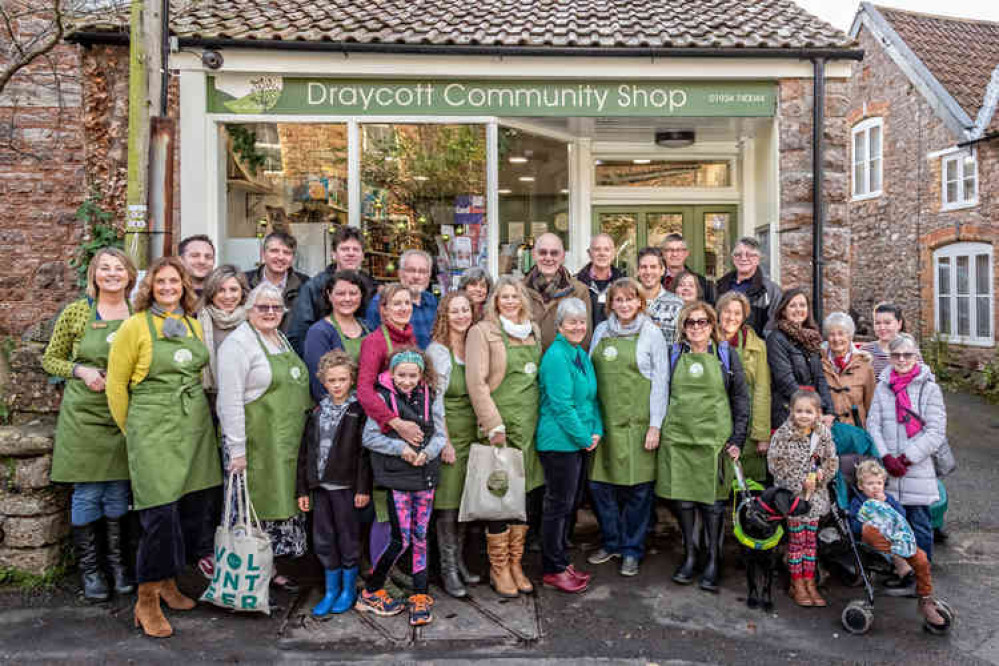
[208,75,775,117]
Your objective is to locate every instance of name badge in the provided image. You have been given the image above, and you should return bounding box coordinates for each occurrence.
[92,322,108,329]
[597,292,607,304]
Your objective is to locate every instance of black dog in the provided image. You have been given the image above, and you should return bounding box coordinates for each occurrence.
[736,486,811,611]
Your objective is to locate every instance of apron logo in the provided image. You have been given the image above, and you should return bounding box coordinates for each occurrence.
[602,346,619,361]
[173,348,194,365]
[106,332,117,345]
[523,362,537,376]
[688,362,704,378]
[290,366,302,380]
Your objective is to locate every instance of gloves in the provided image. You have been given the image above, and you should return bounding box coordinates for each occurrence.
[882,454,908,478]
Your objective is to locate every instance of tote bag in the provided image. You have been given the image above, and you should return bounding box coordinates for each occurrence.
[200,471,274,614]
[458,443,526,523]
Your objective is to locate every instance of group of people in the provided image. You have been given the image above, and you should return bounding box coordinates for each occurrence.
[42,225,950,636]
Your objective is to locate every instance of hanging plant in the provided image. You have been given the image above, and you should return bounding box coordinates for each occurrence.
[226,125,266,175]
[69,192,123,289]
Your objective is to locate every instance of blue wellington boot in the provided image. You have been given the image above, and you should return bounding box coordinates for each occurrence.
[312,569,342,617]
[330,566,359,614]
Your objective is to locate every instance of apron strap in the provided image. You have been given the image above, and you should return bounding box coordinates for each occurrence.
[381,325,394,356]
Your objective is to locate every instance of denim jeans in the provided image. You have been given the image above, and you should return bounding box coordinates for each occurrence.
[589,481,654,559]
[539,450,584,574]
[71,481,130,526]
[904,504,933,561]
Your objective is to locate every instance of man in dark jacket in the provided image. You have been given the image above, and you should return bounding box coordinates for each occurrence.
[287,226,377,355]
[660,233,714,303]
[244,231,311,333]
[576,233,626,327]
[715,237,781,337]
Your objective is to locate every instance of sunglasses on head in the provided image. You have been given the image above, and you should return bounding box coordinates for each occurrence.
[684,318,710,329]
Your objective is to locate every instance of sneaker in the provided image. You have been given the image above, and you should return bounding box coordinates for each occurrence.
[197,556,215,580]
[620,556,640,577]
[408,593,434,626]
[587,548,620,565]
[355,589,405,616]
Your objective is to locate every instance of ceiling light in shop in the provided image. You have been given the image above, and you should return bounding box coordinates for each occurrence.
[498,189,512,194]
[560,188,569,194]
[518,176,535,182]
[632,159,652,164]
[594,159,603,165]
[508,156,529,164]
[413,175,429,182]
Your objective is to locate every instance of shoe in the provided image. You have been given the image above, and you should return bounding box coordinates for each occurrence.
[933,527,949,544]
[104,518,135,595]
[620,556,640,577]
[436,511,467,598]
[566,564,591,584]
[884,571,917,598]
[159,578,196,611]
[312,569,342,617]
[72,523,109,602]
[789,579,813,607]
[455,522,481,585]
[586,548,620,565]
[698,503,724,592]
[508,525,534,594]
[197,555,215,581]
[672,502,698,585]
[270,575,300,595]
[133,581,172,638]
[918,596,946,628]
[355,589,405,616]
[408,593,434,626]
[803,577,827,607]
[331,566,359,614]
[486,530,518,598]
[542,570,588,594]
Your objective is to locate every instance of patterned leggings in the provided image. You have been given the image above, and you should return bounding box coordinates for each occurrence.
[787,518,819,580]
[366,488,435,594]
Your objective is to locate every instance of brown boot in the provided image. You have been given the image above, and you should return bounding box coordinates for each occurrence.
[486,530,518,598]
[159,578,196,610]
[918,597,946,628]
[804,578,827,607]
[134,582,172,638]
[789,579,813,607]
[507,525,534,594]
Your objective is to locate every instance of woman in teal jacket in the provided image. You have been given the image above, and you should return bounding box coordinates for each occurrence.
[536,297,603,593]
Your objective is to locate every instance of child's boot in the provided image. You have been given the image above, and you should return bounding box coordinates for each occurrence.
[312,569,342,617]
[918,597,946,628]
[330,566,358,614]
[789,579,813,607]
[804,577,827,607]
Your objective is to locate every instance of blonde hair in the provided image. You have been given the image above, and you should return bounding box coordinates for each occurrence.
[605,277,646,318]
[715,291,751,323]
[132,256,198,314]
[676,301,720,344]
[484,276,532,324]
[430,290,473,346]
[317,349,356,382]
[378,283,412,320]
[855,459,887,485]
[86,247,137,300]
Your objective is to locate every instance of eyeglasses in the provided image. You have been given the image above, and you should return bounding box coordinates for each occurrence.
[253,304,284,314]
[684,318,711,329]
[889,352,917,360]
[664,247,687,254]
[732,251,759,259]
[536,249,562,257]
[404,267,431,275]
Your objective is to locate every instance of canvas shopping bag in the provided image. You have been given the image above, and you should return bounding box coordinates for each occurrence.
[200,471,274,614]
[458,443,526,522]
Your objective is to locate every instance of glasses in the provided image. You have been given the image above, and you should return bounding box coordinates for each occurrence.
[684,318,711,329]
[404,267,431,275]
[536,249,562,257]
[732,251,759,259]
[664,247,687,254]
[890,352,917,360]
[253,304,284,314]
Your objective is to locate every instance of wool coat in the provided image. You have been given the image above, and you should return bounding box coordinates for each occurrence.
[821,349,876,427]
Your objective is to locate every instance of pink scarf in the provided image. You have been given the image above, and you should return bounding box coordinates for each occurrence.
[889,366,922,438]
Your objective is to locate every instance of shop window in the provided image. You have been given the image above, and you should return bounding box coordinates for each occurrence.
[360,124,486,291]
[851,118,883,200]
[941,150,977,210]
[934,242,993,345]
[594,160,731,188]
[498,128,570,274]
[224,122,348,275]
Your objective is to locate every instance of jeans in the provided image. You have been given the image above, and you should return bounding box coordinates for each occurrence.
[904,504,934,561]
[589,481,654,559]
[71,481,130,526]
[539,450,584,574]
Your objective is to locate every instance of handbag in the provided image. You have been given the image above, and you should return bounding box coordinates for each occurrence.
[458,443,526,523]
[907,383,957,478]
[200,471,274,614]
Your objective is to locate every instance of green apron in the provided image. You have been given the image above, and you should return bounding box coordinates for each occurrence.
[329,315,364,362]
[492,329,543,493]
[656,349,732,504]
[435,351,478,509]
[734,346,767,484]
[590,334,656,486]
[244,328,312,521]
[51,305,130,483]
[126,312,221,510]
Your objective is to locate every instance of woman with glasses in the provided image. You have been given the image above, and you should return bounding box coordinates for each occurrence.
[657,301,749,592]
[217,283,313,593]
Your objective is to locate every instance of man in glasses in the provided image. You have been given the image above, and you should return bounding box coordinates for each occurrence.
[715,237,781,337]
[365,249,438,349]
[524,232,592,350]
[576,233,626,327]
[244,231,310,332]
[660,234,714,303]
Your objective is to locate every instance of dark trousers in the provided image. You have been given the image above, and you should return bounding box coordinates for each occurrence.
[589,481,654,559]
[313,487,360,570]
[539,450,583,574]
[137,488,217,583]
[904,504,934,561]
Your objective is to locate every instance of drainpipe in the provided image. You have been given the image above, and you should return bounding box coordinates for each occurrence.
[812,57,826,325]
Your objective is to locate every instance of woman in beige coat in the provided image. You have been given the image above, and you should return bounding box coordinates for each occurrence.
[821,312,875,427]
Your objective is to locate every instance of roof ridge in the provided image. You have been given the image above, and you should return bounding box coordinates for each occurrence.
[873,4,999,29]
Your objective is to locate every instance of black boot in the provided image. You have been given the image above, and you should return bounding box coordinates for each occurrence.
[455,521,481,585]
[72,523,109,602]
[698,502,725,592]
[105,518,135,595]
[436,511,467,598]
[672,502,698,585]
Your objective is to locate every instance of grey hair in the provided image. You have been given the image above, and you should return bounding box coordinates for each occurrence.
[734,236,761,255]
[556,297,589,329]
[458,266,493,291]
[245,282,285,310]
[889,333,918,353]
[823,311,856,339]
[400,249,432,271]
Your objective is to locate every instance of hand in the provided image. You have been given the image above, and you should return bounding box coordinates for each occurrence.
[414,451,428,467]
[821,414,835,428]
[815,469,825,483]
[644,427,661,451]
[726,444,741,460]
[229,456,247,473]
[401,446,419,464]
[76,366,106,392]
[882,454,908,478]
[442,443,456,465]
[354,493,370,509]
[489,431,506,446]
[586,434,600,452]
[391,418,424,446]
[297,496,310,512]
[802,476,816,494]
[755,440,770,455]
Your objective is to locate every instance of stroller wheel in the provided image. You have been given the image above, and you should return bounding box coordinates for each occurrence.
[842,600,874,635]
[925,600,955,635]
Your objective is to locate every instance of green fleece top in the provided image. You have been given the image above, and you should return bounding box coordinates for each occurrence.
[536,333,603,452]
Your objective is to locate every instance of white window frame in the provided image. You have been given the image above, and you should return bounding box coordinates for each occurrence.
[851,117,884,201]
[933,242,994,346]
[941,149,978,210]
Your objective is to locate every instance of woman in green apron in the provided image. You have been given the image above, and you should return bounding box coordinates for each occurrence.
[106,256,222,638]
[43,247,137,602]
[657,301,749,593]
[218,283,312,593]
[716,292,771,484]
[587,278,669,578]
[466,277,543,598]
[304,270,370,402]
[426,291,480,598]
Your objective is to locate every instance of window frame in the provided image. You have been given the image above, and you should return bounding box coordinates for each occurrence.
[933,241,994,346]
[941,149,978,211]
[851,117,884,201]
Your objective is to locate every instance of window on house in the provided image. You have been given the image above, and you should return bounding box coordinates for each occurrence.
[851,118,883,200]
[934,242,993,345]
[941,150,977,209]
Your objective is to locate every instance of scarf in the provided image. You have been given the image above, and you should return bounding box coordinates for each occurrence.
[889,365,923,438]
[150,303,189,338]
[199,305,247,390]
[500,316,533,341]
[727,325,748,349]
[525,265,574,303]
[607,313,646,337]
[777,318,823,353]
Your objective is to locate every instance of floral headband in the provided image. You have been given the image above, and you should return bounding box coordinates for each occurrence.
[390,350,425,371]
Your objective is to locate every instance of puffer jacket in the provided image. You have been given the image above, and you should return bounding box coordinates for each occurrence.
[866,364,945,506]
[766,329,835,427]
[821,348,876,427]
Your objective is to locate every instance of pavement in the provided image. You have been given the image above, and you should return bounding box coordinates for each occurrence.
[1,389,997,665]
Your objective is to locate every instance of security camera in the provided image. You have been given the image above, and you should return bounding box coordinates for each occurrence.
[201,50,224,70]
